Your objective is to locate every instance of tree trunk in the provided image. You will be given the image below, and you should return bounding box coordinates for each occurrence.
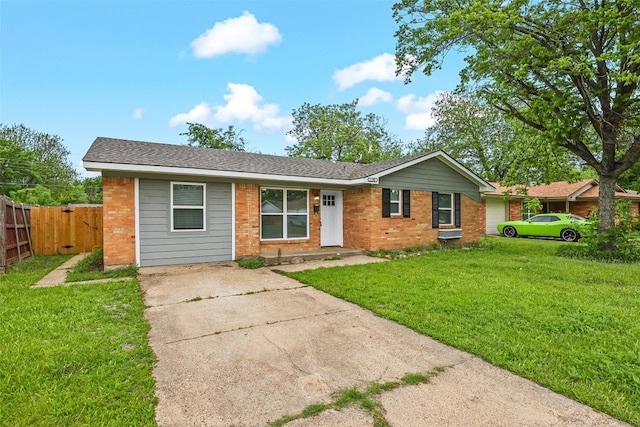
[597,175,618,251]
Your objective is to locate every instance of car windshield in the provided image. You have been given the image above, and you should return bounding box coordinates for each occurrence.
[568,214,586,221]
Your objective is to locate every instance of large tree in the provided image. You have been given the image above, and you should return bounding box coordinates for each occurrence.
[286,100,405,163]
[411,92,581,183]
[394,0,640,242]
[0,124,79,203]
[181,123,247,151]
[0,138,41,195]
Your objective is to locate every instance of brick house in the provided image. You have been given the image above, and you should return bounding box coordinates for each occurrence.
[483,179,640,234]
[83,137,494,267]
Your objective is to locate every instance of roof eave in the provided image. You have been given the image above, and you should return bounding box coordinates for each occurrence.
[366,151,495,192]
[82,161,372,186]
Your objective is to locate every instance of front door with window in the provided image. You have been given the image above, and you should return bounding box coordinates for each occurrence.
[320,190,343,247]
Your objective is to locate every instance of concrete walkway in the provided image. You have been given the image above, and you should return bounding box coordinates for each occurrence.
[139,260,629,427]
[32,253,132,288]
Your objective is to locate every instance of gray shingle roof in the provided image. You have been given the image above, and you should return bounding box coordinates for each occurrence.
[83,137,433,181]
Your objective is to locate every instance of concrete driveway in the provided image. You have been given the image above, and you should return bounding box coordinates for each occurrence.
[139,260,628,427]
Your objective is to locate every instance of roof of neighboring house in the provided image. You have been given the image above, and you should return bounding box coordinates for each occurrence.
[83,137,495,191]
[484,179,640,201]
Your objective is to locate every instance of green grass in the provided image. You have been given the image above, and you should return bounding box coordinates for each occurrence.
[0,255,156,426]
[66,248,137,282]
[237,258,265,269]
[268,368,439,427]
[286,238,640,425]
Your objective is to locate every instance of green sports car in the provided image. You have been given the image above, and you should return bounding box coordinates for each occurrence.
[497,213,590,242]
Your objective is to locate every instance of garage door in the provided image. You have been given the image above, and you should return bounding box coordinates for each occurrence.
[485,198,507,235]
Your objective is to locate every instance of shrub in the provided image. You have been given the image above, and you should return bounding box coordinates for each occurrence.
[558,201,640,263]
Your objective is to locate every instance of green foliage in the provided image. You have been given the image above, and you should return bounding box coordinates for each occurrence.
[410,92,581,183]
[393,0,640,232]
[0,138,41,195]
[181,122,246,151]
[523,197,543,215]
[0,124,95,206]
[286,100,405,163]
[8,185,56,205]
[617,161,640,193]
[287,238,640,425]
[81,176,103,204]
[237,258,265,269]
[0,123,80,203]
[558,201,640,262]
[0,255,156,426]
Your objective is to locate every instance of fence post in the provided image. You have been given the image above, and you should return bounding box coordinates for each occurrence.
[0,197,6,273]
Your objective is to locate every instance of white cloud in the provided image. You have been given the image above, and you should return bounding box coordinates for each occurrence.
[333,53,401,91]
[190,11,282,58]
[133,108,144,120]
[396,91,445,130]
[357,88,393,107]
[168,83,291,132]
[168,102,212,127]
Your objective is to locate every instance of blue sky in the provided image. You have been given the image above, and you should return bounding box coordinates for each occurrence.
[1,0,465,175]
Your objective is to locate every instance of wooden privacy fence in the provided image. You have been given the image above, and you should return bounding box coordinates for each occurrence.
[0,197,33,273]
[31,206,103,255]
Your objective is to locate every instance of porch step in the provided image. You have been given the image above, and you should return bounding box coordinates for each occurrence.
[259,248,366,266]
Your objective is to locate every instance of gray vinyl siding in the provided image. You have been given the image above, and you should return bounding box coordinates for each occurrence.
[138,178,232,267]
[377,157,481,202]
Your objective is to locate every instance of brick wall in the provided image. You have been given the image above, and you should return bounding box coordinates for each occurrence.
[235,185,321,257]
[509,200,521,220]
[343,188,484,251]
[102,176,136,266]
[569,201,598,218]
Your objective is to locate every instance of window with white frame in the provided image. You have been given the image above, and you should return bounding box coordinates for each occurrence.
[172,182,205,231]
[261,188,308,240]
[438,193,453,225]
[390,189,401,215]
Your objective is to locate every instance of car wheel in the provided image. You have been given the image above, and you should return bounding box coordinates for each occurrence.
[503,226,517,238]
[561,228,579,242]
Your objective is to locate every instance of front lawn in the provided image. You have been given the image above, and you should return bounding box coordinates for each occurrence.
[0,255,156,426]
[286,238,640,425]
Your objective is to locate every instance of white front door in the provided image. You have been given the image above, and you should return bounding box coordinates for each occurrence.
[320,190,343,247]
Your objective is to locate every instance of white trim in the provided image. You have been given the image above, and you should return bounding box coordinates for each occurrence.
[568,180,597,201]
[134,177,140,267]
[260,188,309,241]
[437,193,454,226]
[390,189,401,216]
[170,181,207,232]
[231,182,236,260]
[84,161,371,186]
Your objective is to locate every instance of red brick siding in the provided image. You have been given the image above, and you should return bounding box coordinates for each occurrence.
[509,200,521,220]
[343,188,484,251]
[569,201,598,218]
[102,176,136,266]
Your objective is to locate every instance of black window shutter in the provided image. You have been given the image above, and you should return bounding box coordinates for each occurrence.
[455,193,461,227]
[382,188,391,218]
[402,190,411,218]
[432,192,439,228]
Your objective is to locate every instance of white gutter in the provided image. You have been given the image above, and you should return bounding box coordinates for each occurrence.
[83,161,374,186]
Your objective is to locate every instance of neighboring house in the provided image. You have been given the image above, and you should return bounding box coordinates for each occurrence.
[82,137,495,267]
[483,179,640,235]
